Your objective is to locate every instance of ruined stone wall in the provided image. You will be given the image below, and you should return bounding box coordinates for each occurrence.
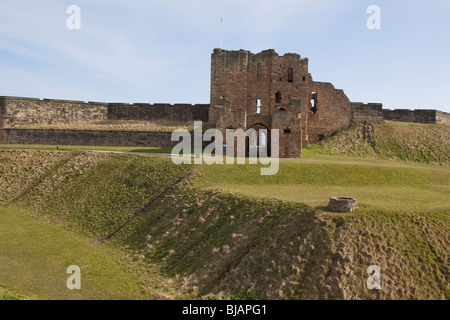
[382,109,437,123]
[0,98,6,143]
[271,106,302,157]
[0,97,6,128]
[351,103,450,125]
[436,111,450,125]
[244,50,310,116]
[0,96,210,129]
[107,103,209,122]
[0,128,179,148]
[307,82,352,144]
[263,51,310,148]
[0,96,108,128]
[214,107,247,155]
[351,102,384,123]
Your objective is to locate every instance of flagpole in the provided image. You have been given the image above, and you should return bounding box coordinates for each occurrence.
[220,16,223,49]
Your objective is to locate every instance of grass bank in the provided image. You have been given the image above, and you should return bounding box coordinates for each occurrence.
[0,147,448,299]
[308,121,450,166]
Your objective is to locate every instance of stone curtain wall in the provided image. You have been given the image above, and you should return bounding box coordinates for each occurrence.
[0,96,210,149]
[107,103,209,122]
[351,103,384,123]
[0,96,210,129]
[383,109,437,123]
[350,103,450,125]
[0,97,109,128]
[1,129,180,148]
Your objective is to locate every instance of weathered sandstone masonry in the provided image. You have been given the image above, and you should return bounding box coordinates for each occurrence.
[0,96,209,147]
[2,129,177,148]
[209,49,353,157]
[107,103,209,123]
[351,102,450,125]
[0,96,209,128]
[0,96,108,127]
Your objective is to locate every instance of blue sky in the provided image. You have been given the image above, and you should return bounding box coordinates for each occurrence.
[0,0,449,112]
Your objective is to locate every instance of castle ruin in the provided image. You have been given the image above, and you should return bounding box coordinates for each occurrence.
[0,48,448,157]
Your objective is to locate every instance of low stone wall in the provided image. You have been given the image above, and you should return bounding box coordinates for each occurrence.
[107,103,209,123]
[351,103,450,125]
[0,129,181,148]
[351,102,384,123]
[382,109,437,123]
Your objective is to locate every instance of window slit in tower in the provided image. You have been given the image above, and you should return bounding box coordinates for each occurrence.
[288,68,294,83]
[311,92,318,114]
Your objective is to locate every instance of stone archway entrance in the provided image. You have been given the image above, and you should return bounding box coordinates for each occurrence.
[247,123,270,157]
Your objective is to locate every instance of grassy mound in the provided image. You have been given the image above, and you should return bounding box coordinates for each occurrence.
[0,149,190,238]
[0,148,448,299]
[308,121,450,165]
[92,183,450,299]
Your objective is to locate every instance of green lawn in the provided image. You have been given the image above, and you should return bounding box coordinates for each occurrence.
[0,146,448,299]
[193,149,450,213]
[0,207,149,300]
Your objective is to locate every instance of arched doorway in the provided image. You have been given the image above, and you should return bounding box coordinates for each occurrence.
[247,123,270,157]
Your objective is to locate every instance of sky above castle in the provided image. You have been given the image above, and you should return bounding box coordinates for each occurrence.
[0,0,449,112]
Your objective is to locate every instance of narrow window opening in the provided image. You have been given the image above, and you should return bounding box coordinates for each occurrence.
[275,92,282,104]
[284,128,291,134]
[311,92,318,114]
[256,99,261,114]
[303,76,306,81]
[288,68,294,83]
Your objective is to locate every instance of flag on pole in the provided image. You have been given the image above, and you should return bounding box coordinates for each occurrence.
[220,16,223,49]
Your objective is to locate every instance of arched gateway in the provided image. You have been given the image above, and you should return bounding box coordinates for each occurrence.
[247,123,270,157]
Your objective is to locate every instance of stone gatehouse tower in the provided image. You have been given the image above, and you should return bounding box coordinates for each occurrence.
[209,48,353,158]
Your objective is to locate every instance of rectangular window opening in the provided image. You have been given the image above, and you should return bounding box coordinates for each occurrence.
[288,68,294,83]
